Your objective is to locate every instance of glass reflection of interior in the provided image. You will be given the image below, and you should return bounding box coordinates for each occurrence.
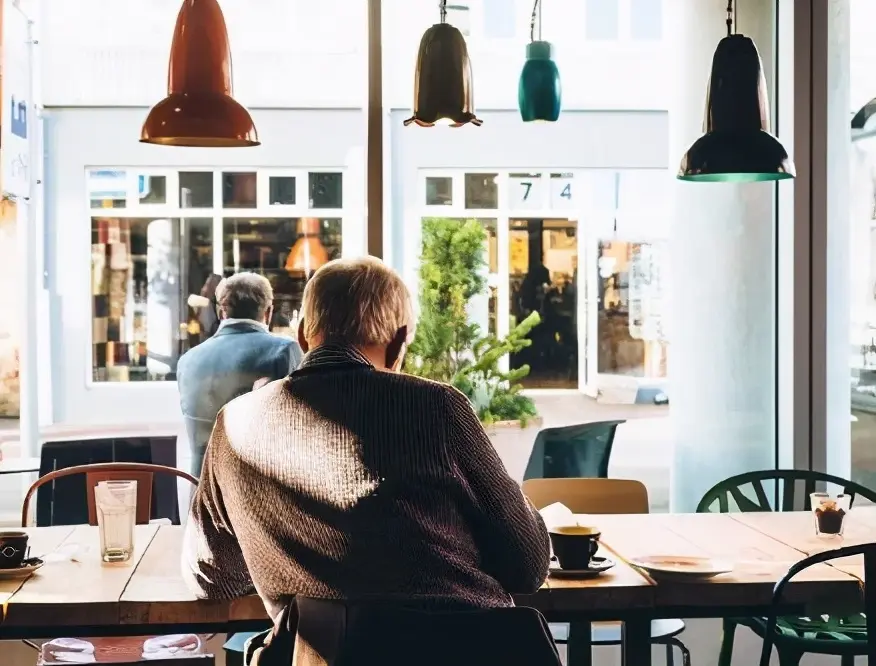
[90,217,212,382]
[509,218,578,389]
[596,240,668,378]
[223,217,342,334]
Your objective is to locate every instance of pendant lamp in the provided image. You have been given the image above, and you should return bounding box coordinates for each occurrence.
[141,0,259,147]
[285,218,329,277]
[403,0,482,127]
[518,0,561,122]
[677,0,794,182]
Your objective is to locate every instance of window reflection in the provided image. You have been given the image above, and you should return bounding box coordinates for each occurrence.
[465,173,499,209]
[90,217,212,382]
[596,240,667,378]
[509,218,578,389]
[223,218,342,332]
[222,172,257,208]
[179,172,213,208]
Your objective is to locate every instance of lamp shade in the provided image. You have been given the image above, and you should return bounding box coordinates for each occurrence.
[141,0,259,147]
[518,41,561,122]
[678,35,794,182]
[285,218,329,277]
[403,23,482,127]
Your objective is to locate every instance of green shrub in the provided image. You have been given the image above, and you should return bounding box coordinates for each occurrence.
[406,217,540,425]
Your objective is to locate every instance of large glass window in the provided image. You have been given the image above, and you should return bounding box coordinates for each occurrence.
[90,216,212,382]
[585,0,619,41]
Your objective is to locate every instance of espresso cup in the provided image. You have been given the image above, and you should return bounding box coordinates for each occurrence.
[0,530,28,569]
[549,525,600,570]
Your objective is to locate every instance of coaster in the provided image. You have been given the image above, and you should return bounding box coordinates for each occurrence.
[548,555,616,579]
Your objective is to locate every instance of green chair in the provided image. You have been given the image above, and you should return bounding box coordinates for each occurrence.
[697,469,876,666]
[522,420,625,481]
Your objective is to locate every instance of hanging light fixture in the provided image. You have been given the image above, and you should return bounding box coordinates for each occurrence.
[518,0,561,122]
[285,218,329,277]
[141,0,259,147]
[677,0,794,182]
[403,0,482,127]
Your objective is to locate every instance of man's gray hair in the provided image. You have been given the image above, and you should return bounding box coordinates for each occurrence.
[301,257,415,347]
[216,272,273,321]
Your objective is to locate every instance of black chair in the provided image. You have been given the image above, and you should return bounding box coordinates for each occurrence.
[760,543,876,666]
[246,597,563,666]
[35,435,182,526]
[522,420,625,481]
[698,470,876,666]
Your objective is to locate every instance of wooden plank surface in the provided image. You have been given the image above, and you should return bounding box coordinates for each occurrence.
[730,508,876,581]
[583,513,861,611]
[0,526,75,620]
[3,524,159,628]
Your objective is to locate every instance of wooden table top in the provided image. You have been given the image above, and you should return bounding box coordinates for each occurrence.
[0,510,871,633]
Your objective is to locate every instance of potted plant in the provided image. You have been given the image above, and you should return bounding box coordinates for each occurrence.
[406,217,542,481]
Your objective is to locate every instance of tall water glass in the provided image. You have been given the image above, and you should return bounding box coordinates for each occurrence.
[95,480,137,562]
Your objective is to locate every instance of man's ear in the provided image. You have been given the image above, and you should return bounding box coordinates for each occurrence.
[297,319,309,353]
[385,326,407,370]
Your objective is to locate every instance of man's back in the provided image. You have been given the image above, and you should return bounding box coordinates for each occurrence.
[177,321,301,476]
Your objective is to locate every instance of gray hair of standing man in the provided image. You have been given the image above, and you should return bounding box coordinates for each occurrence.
[215,272,274,321]
[300,256,416,348]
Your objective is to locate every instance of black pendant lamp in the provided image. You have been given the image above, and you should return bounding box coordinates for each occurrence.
[678,0,794,182]
[403,0,482,127]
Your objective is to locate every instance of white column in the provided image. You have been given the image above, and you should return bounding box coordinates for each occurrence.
[668,0,779,511]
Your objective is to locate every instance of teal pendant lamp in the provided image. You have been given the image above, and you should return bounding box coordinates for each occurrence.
[518,0,561,122]
[678,0,794,182]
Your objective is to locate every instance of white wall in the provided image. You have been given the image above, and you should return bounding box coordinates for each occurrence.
[43,107,363,425]
[38,0,668,112]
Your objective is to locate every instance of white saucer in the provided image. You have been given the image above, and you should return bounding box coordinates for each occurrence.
[0,559,43,579]
[549,556,616,579]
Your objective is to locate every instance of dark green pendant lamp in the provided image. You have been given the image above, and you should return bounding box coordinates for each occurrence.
[403,0,482,127]
[518,0,561,122]
[678,0,794,182]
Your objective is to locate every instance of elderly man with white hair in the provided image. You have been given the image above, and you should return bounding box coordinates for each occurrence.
[182,257,550,659]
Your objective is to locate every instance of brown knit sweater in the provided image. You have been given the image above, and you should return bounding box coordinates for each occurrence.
[182,345,550,618]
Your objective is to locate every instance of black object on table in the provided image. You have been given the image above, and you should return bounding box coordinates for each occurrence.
[35,436,181,527]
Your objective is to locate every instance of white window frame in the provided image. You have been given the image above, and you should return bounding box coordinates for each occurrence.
[85,165,351,388]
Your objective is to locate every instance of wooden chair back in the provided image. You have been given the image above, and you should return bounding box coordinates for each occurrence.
[22,462,198,527]
[522,477,650,514]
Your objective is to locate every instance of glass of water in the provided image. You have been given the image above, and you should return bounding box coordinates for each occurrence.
[95,480,137,563]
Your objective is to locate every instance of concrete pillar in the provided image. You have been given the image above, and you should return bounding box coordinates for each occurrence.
[668,0,779,511]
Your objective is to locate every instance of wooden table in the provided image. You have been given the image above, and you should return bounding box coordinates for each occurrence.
[0,512,872,666]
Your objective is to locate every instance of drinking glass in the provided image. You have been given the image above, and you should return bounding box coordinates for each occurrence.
[811,492,851,538]
[95,480,137,562]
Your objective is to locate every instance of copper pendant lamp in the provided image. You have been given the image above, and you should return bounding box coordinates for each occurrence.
[285,218,329,277]
[403,0,482,127]
[141,0,259,147]
[678,0,793,182]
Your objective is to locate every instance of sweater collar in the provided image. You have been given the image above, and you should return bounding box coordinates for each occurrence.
[298,344,374,370]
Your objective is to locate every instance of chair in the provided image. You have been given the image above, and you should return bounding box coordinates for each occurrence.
[760,543,876,666]
[21,462,209,665]
[247,597,563,666]
[35,435,182,525]
[522,478,690,666]
[522,420,625,481]
[21,462,198,527]
[697,469,876,666]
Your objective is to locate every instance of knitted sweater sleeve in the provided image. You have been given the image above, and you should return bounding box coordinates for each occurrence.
[444,387,551,594]
[181,408,255,600]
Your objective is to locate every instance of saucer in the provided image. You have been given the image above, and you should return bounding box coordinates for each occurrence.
[0,558,43,579]
[549,555,616,579]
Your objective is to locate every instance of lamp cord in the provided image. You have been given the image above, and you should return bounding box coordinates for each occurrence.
[725,0,733,36]
[440,0,447,23]
[530,0,541,42]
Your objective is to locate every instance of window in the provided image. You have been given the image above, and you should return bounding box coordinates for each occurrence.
[88,167,348,383]
[223,217,343,327]
[585,0,619,41]
[426,177,453,206]
[464,173,499,209]
[90,216,212,382]
[630,0,663,41]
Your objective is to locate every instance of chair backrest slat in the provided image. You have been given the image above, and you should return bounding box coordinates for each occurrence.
[522,478,649,515]
[22,462,198,527]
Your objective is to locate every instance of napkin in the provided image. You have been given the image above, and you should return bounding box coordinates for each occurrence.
[539,502,577,530]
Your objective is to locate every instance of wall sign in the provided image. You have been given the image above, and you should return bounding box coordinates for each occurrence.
[2,1,32,199]
[549,173,575,209]
[508,173,544,209]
